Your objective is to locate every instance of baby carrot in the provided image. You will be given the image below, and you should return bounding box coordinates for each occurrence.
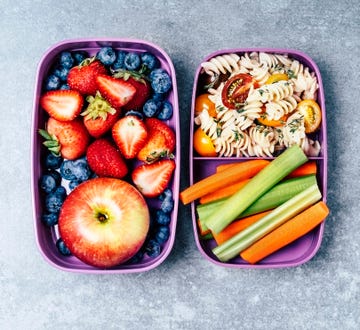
[199,179,251,204]
[240,201,329,264]
[180,159,270,205]
[212,211,271,245]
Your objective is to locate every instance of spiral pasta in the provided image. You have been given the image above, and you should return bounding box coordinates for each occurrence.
[264,95,298,120]
[200,53,241,76]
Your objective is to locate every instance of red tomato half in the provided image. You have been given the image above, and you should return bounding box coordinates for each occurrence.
[221,74,256,109]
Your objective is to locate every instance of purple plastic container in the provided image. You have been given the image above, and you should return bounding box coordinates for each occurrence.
[31,38,180,274]
[190,48,327,268]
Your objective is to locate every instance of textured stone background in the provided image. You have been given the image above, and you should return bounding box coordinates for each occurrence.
[0,1,359,329]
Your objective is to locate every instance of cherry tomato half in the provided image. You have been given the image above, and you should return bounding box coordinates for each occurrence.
[193,127,217,157]
[221,73,256,109]
[265,73,289,84]
[297,99,322,133]
[195,94,217,117]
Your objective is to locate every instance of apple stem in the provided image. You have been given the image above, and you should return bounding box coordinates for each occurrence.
[97,212,108,223]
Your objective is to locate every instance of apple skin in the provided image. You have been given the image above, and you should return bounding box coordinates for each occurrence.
[58,177,150,268]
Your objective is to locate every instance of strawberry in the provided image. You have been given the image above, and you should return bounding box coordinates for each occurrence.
[96,74,137,109]
[112,115,148,159]
[86,138,128,179]
[67,58,107,95]
[137,118,176,163]
[81,92,120,138]
[131,159,175,198]
[39,117,90,160]
[40,90,84,121]
[112,70,151,110]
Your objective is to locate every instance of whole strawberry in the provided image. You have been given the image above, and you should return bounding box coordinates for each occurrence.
[39,117,90,160]
[81,92,120,138]
[67,58,107,95]
[86,138,128,179]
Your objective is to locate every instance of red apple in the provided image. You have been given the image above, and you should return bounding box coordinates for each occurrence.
[58,177,150,268]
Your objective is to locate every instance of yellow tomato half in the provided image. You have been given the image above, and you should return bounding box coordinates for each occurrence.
[195,94,217,117]
[193,127,217,157]
[297,99,322,133]
[265,73,289,84]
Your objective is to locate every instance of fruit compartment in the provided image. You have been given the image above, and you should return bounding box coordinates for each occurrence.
[189,48,327,268]
[31,38,180,274]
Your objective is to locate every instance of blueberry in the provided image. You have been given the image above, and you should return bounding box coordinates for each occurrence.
[150,69,172,94]
[72,50,88,65]
[140,52,160,71]
[69,180,81,190]
[60,160,76,180]
[143,99,162,118]
[59,51,74,69]
[72,158,91,182]
[39,174,57,193]
[111,50,127,70]
[59,83,70,90]
[48,170,61,185]
[44,153,63,170]
[155,226,170,244]
[53,65,70,82]
[159,188,173,201]
[97,46,116,66]
[145,239,161,258]
[41,212,59,226]
[155,209,171,225]
[54,186,67,199]
[160,197,174,213]
[124,52,141,71]
[56,238,71,256]
[157,101,173,120]
[44,74,61,91]
[45,192,64,213]
[125,110,144,120]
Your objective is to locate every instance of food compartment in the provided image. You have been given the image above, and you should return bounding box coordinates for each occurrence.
[189,48,327,268]
[31,38,180,274]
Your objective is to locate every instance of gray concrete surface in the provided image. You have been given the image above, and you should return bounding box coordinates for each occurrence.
[0,1,359,329]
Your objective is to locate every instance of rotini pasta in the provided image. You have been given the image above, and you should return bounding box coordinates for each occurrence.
[200,53,241,76]
[195,51,322,157]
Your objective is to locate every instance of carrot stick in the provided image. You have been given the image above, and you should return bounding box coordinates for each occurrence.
[212,211,271,245]
[180,159,270,205]
[197,219,210,236]
[240,201,329,264]
[286,161,317,178]
[217,161,317,177]
[199,179,251,204]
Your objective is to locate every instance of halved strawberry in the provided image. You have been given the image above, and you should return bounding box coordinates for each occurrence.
[96,74,136,109]
[81,92,120,138]
[137,118,176,163]
[67,58,107,95]
[131,159,175,198]
[39,117,90,160]
[40,90,84,121]
[112,70,151,110]
[112,115,148,159]
[86,138,128,179]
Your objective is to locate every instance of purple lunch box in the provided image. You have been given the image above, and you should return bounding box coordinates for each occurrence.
[189,48,327,269]
[31,38,180,274]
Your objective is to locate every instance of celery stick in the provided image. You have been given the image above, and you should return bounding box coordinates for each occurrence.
[205,145,308,234]
[212,184,322,262]
[197,175,317,230]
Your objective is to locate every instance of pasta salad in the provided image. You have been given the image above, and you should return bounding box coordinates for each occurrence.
[193,51,322,158]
